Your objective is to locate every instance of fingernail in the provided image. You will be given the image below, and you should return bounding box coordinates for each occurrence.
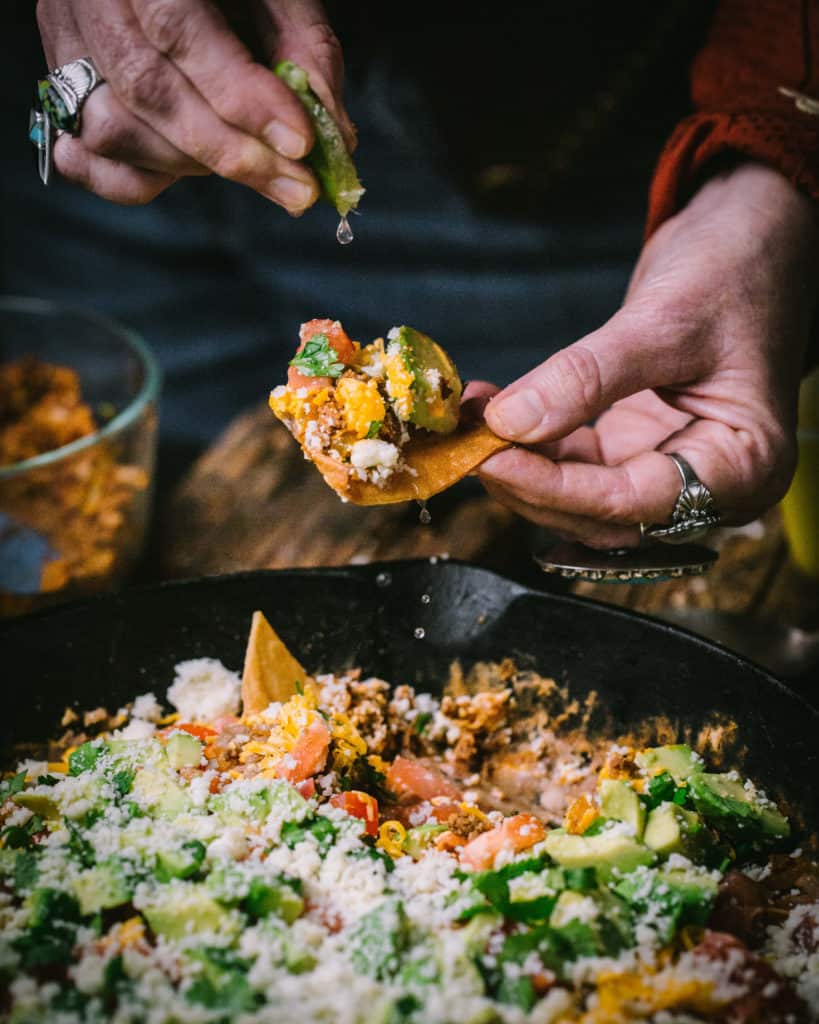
[487,389,545,439]
[270,176,315,211]
[264,121,308,159]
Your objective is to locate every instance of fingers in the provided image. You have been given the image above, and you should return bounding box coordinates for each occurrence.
[481,480,639,550]
[483,308,711,445]
[262,0,357,151]
[53,135,175,204]
[38,0,185,199]
[479,412,795,538]
[72,0,319,212]
[132,0,314,159]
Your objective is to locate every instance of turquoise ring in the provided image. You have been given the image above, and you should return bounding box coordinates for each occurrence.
[29,57,105,185]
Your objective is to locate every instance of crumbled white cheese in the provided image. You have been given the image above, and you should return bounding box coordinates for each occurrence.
[166,658,241,722]
[115,717,156,740]
[349,439,400,470]
[131,692,164,722]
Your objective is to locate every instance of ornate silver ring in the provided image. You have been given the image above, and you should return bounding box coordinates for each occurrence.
[640,452,721,545]
[29,57,105,185]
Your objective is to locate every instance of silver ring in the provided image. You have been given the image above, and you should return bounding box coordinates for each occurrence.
[640,452,721,545]
[29,57,105,185]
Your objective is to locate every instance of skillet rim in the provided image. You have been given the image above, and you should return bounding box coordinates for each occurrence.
[1,558,815,723]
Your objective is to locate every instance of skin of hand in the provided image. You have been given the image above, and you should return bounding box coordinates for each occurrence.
[35,0,353,211]
[465,162,819,548]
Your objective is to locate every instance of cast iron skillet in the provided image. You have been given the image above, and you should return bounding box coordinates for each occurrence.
[2,561,817,829]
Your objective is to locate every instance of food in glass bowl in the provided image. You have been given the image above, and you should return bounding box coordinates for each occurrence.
[0,299,159,615]
[1,616,816,1023]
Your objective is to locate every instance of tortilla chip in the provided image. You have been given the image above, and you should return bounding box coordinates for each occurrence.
[241,611,315,715]
[310,422,511,506]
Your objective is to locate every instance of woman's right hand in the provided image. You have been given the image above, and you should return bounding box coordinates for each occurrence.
[35,0,353,210]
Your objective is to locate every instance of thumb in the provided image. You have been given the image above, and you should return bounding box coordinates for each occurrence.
[484,310,699,444]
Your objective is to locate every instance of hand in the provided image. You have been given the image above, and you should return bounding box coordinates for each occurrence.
[470,162,819,548]
[36,0,353,210]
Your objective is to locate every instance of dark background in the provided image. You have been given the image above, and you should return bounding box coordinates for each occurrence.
[1,2,714,487]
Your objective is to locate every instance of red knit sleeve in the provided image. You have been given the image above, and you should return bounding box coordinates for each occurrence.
[645,0,819,239]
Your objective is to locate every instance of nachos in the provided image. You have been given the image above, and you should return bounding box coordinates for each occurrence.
[268,319,509,504]
[2,617,817,1023]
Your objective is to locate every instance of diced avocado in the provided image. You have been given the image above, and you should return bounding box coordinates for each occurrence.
[71,862,132,916]
[350,898,409,980]
[613,866,717,943]
[550,890,593,928]
[155,840,206,882]
[636,745,698,783]
[274,60,364,218]
[131,768,190,820]
[388,326,462,433]
[13,792,60,820]
[688,773,789,839]
[165,732,203,770]
[403,824,448,859]
[210,780,309,826]
[544,829,655,877]
[643,803,705,857]
[599,780,646,838]
[245,876,304,924]
[143,884,237,940]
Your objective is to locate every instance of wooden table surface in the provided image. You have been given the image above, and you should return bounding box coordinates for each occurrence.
[162,403,819,684]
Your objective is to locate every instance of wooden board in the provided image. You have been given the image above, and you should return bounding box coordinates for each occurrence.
[161,403,528,577]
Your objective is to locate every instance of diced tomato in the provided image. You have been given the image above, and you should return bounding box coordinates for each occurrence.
[296,778,316,799]
[287,318,356,391]
[459,813,546,871]
[275,719,331,784]
[330,790,380,837]
[386,756,461,803]
[157,723,217,741]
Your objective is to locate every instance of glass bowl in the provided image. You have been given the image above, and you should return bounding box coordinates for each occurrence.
[0,297,161,615]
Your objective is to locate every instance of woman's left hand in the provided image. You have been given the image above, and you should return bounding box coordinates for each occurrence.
[469,162,819,548]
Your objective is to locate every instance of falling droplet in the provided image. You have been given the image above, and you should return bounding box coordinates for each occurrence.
[418,500,431,526]
[375,571,392,588]
[421,593,431,605]
[336,215,354,245]
[414,627,426,639]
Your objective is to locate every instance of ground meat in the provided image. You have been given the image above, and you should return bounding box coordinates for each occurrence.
[445,810,490,842]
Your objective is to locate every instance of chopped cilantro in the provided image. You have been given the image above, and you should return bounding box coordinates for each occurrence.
[68,741,106,777]
[14,851,39,892]
[281,816,338,855]
[295,680,304,696]
[350,846,395,873]
[645,771,677,810]
[288,334,345,378]
[37,774,59,787]
[413,712,432,735]
[112,768,135,796]
[458,857,555,924]
[65,818,96,867]
[366,420,383,439]
[2,814,44,850]
[0,770,26,800]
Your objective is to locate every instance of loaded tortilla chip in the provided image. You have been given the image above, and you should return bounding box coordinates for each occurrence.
[269,319,510,504]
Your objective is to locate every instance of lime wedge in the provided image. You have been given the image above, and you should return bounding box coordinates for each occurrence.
[275,60,364,217]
